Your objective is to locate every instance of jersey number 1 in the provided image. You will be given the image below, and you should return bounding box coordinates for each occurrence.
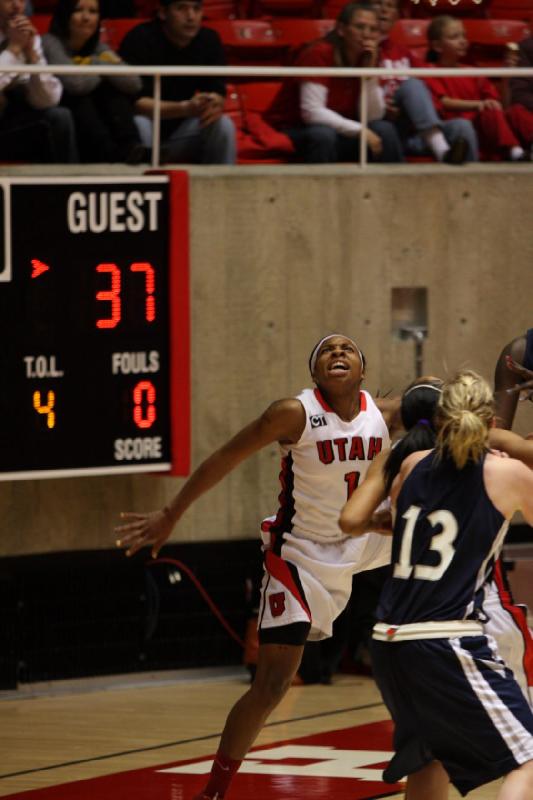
[344,471,360,500]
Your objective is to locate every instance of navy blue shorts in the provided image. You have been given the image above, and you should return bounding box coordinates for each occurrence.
[371,635,533,796]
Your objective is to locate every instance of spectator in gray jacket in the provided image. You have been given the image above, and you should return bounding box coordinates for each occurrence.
[0,0,77,162]
[44,0,147,163]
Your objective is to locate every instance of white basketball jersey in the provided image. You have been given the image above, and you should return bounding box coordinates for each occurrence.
[263,388,390,543]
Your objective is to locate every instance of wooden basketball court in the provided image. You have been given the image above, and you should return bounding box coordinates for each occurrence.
[0,669,504,799]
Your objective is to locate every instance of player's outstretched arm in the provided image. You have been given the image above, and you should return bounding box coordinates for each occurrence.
[339,450,390,536]
[489,428,533,469]
[115,398,306,558]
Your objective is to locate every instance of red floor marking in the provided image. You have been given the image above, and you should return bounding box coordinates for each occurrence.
[4,720,404,799]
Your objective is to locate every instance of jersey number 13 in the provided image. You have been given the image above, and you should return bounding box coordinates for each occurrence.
[394,505,458,582]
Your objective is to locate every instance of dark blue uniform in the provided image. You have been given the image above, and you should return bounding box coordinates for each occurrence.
[372,451,533,796]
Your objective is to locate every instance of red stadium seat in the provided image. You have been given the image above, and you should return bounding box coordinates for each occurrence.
[206,19,289,64]
[464,18,530,65]
[270,17,334,49]
[202,0,242,19]
[388,18,430,60]
[31,14,51,34]
[491,0,533,24]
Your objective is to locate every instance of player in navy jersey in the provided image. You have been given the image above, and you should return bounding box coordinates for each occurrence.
[341,376,533,706]
[115,333,399,800]
[343,370,533,799]
[495,329,533,429]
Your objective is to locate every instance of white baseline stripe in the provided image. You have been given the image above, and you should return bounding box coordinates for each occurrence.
[0,463,172,481]
[451,637,533,765]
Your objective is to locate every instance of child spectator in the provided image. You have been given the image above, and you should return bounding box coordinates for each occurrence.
[424,15,527,161]
[267,1,403,163]
[44,0,146,163]
[377,0,475,162]
[0,0,77,162]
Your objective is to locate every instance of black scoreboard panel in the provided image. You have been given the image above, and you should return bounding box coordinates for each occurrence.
[0,178,174,479]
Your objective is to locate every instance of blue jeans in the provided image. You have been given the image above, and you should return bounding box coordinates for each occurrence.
[393,78,479,162]
[42,107,79,163]
[135,114,236,164]
[286,119,404,163]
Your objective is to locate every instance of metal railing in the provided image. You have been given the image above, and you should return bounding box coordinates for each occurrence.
[2,62,533,167]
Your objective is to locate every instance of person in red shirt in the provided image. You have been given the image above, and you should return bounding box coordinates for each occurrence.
[424,15,527,161]
[377,0,476,162]
[267,2,403,162]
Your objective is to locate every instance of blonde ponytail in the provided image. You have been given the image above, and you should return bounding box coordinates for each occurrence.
[435,370,494,469]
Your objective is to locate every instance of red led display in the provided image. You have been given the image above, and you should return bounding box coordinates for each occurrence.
[131,262,156,322]
[96,262,157,329]
[133,380,157,429]
[96,263,122,329]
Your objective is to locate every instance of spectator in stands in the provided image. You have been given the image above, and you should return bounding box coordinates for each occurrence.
[425,15,528,161]
[267,2,403,163]
[508,36,533,159]
[44,0,147,163]
[119,0,236,164]
[376,0,476,163]
[0,0,78,162]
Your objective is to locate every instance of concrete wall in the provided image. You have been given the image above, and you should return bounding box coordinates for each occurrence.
[2,166,533,556]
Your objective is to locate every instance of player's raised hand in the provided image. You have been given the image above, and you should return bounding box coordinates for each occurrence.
[505,355,533,401]
[115,509,174,558]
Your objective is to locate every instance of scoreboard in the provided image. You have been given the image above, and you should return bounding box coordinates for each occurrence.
[0,174,190,480]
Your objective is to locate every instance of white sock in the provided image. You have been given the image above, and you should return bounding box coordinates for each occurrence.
[423,129,449,162]
[510,145,525,161]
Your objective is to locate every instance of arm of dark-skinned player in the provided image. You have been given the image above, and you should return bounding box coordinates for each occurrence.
[115,398,306,558]
[505,356,533,400]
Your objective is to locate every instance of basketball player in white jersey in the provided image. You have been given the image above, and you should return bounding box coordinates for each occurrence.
[116,333,398,800]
